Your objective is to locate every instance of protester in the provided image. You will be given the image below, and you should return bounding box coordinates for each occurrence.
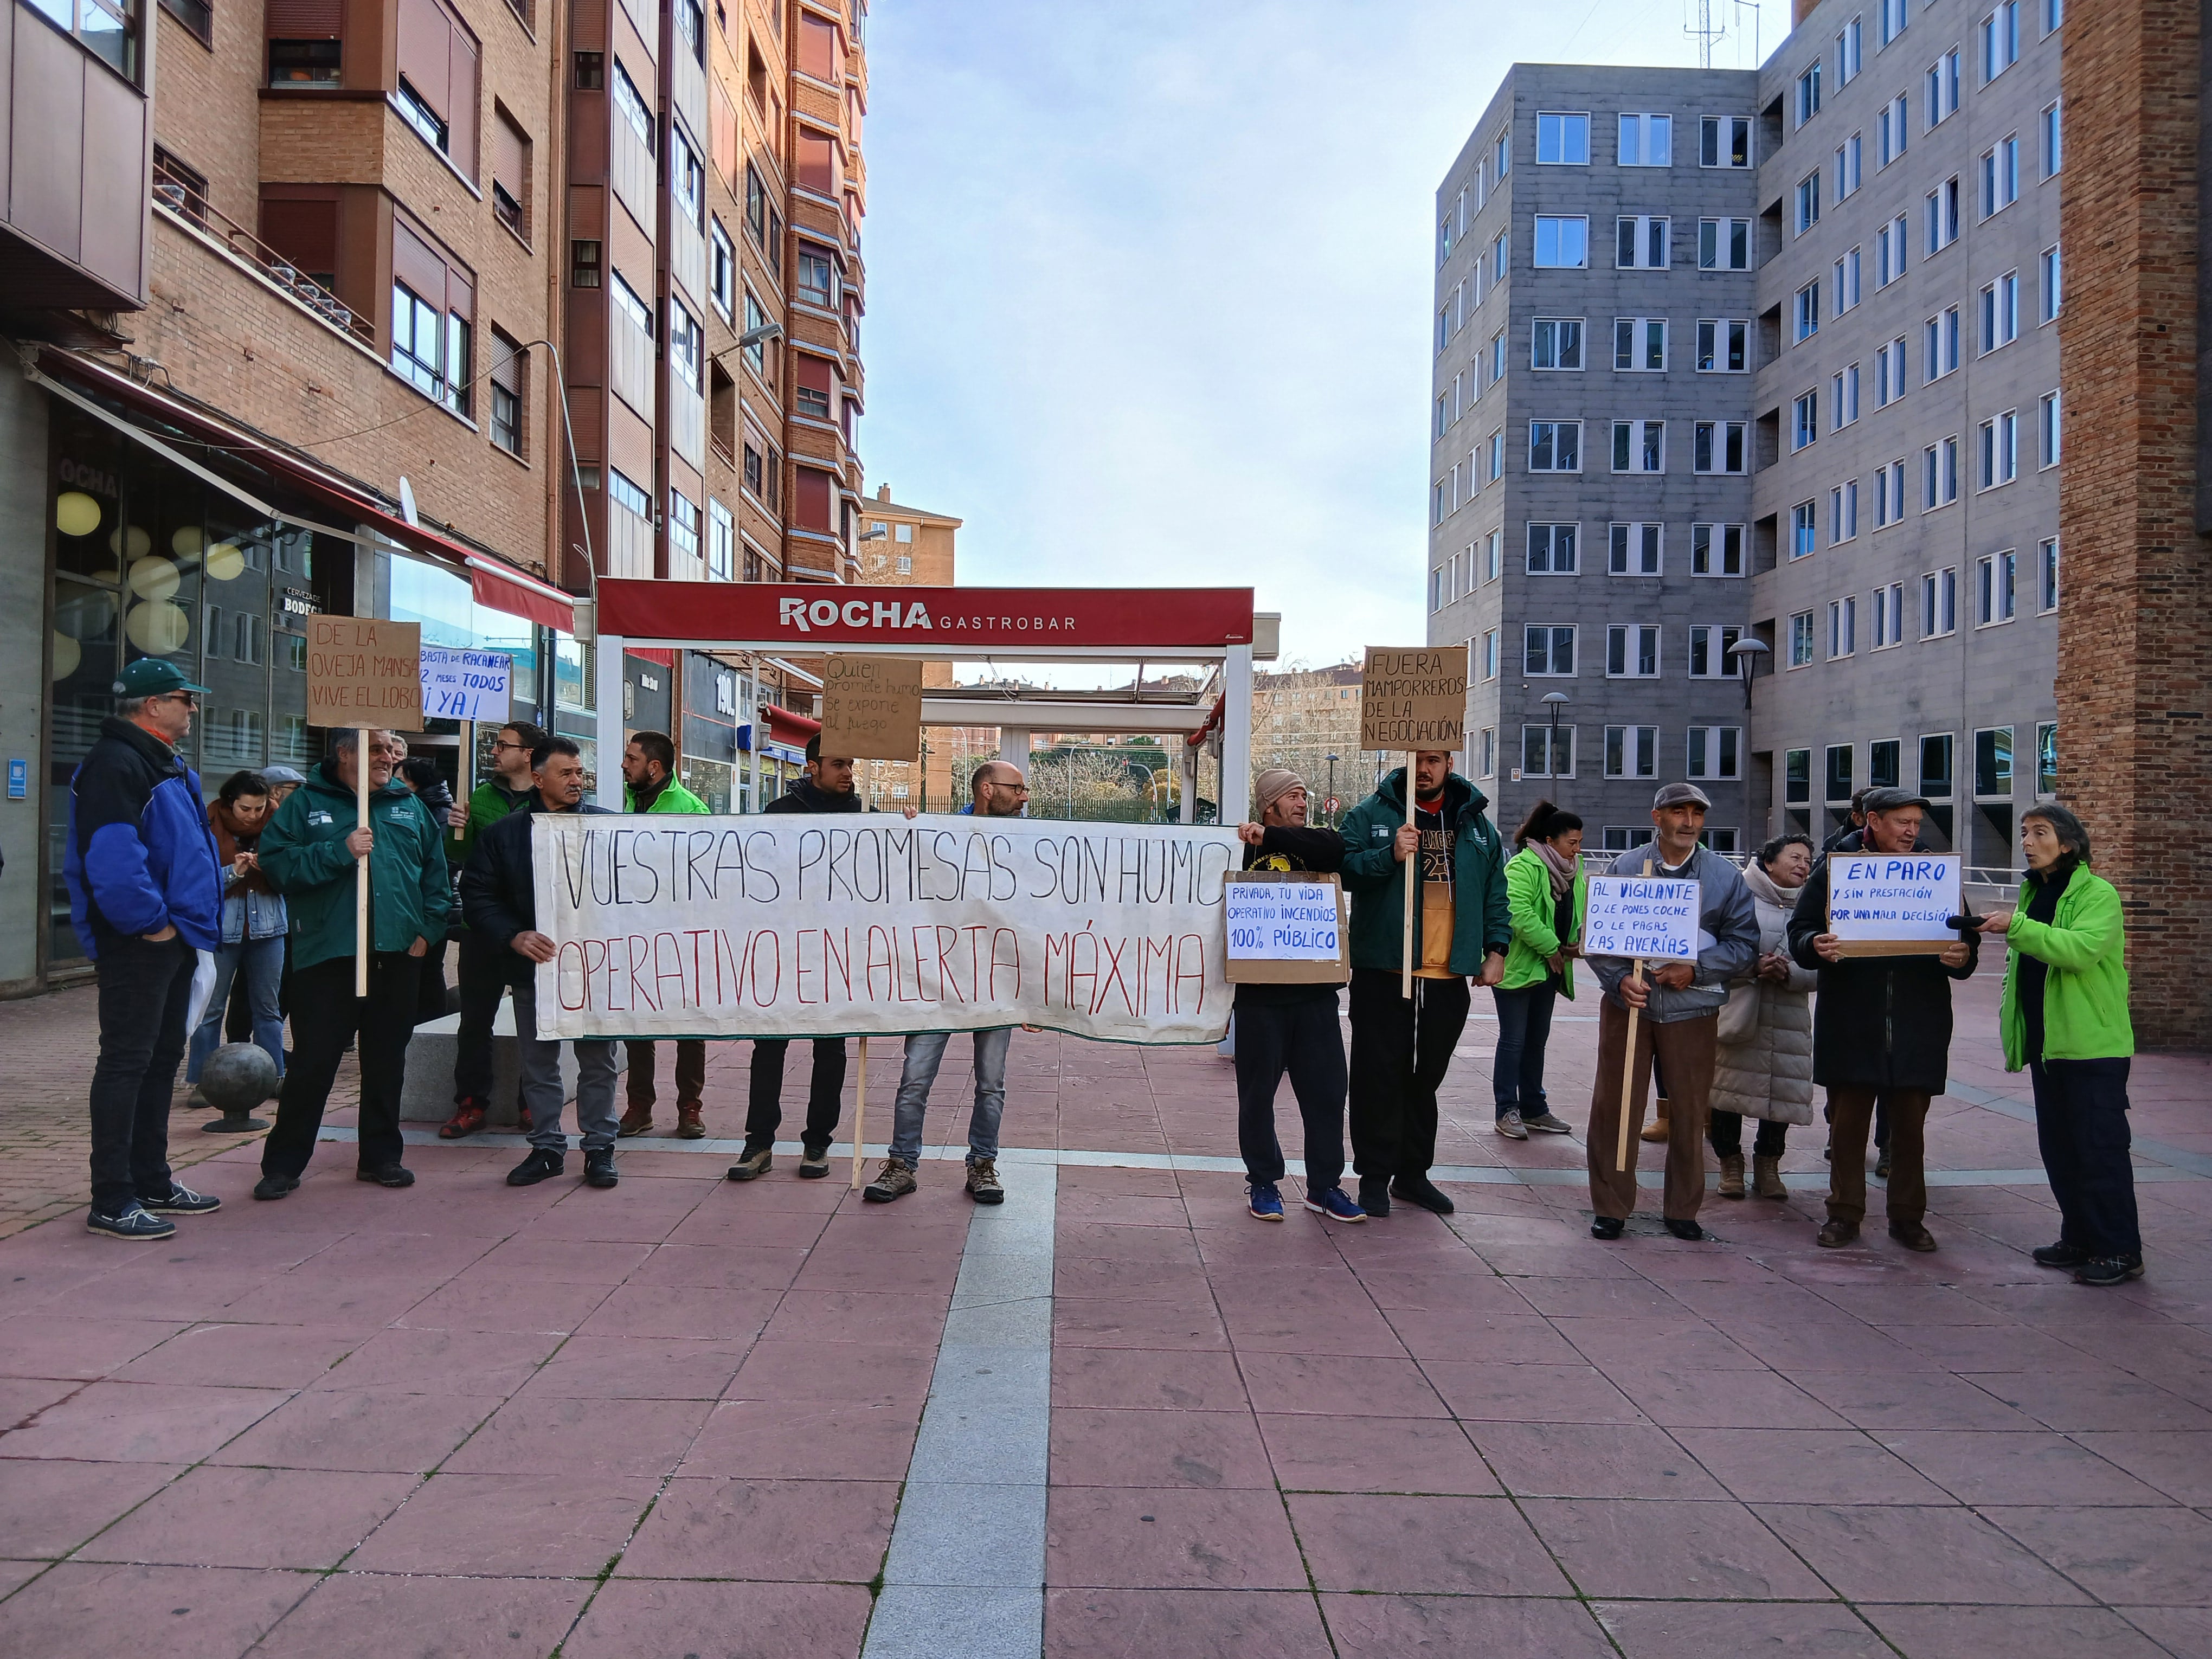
[865,760,1033,1207]
[396,755,458,1027]
[1709,833,1816,1200]
[260,764,307,809]
[1821,788,1870,854]
[1978,805,2142,1285]
[1494,800,1585,1141]
[1789,787,1977,1251]
[66,659,225,1240]
[252,728,449,1200]
[1339,750,1509,1218]
[462,737,623,1190]
[619,730,712,1139]
[1213,768,1362,1224]
[1585,784,1759,1241]
[225,763,309,1044]
[187,770,288,1086]
[441,719,548,1139]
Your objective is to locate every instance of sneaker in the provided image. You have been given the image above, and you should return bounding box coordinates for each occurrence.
[2074,1253,2145,1287]
[2032,1241,2089,1270]
[507,1148,565,1187]
[1495,1109,1528,1140]
[725,1146,774,1182]
[252,1174,299,1201]
[1392,1175,1455,1215]
[1303,1185,1365,1223]
[1664,1218,1705,1242]
[1888,1220,1937,1252]
[1816,1219,1859,1249]
[1524,1113,1574,1135]
[1590,1216,1624,1240]
[864,1158,918,1204]
[86,1203,174,1242]
[139,1184,220,1215]
[676,1103,706,1140]
[357,1164,415,1188]
[616,1103,654,1139]
[1357,1177,1390,1219]
[584,1148,619,1188]
[439,1101,487,1139]
[1247,1181,1285,1221]
[798,1143,833,1180]
[965,1158,1005,1205]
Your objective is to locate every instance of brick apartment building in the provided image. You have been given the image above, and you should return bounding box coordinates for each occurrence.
[1249,661,1379,824]
[0,0,872,993]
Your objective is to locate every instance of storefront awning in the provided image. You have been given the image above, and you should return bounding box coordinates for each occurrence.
[762,703,821,748]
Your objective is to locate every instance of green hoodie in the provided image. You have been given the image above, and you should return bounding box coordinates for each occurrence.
[1998,864,2134,1069]
[1500,846,1585,996]
[627,776,710,814]
[259,760,453,971]
[1337,768,1510,976]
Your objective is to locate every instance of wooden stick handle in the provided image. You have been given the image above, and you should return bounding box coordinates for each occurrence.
[1400,750,1417,1000]
[850,1035,869,1189]
[1613,858,1654,1172]
[356,732,371,998]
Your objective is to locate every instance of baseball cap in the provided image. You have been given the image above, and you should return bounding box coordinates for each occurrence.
[259,765,307,787]
[1652,782,1712,811]
[114,658,210,698]
[1860,786,1934,815]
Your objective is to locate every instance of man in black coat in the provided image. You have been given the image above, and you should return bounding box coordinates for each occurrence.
[1788,787,1977,1252]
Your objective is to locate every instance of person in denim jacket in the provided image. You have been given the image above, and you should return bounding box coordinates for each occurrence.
[187,770,289,1085]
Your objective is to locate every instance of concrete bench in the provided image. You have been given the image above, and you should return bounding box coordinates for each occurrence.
[398,993,627,1125]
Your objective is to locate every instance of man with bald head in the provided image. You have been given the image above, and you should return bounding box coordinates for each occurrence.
[864,760,1033,1205]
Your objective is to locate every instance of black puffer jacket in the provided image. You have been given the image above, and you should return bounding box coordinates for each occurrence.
[766,778,864,814]
[1787,852,1977,1091]
[459,792,612,985]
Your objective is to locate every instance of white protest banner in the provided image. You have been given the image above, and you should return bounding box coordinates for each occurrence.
[1828,853,1961,956]
[1224,874,1346,985]
[1583,875,1701,962]
[420,647,513,723]
[529,814,1242,1044]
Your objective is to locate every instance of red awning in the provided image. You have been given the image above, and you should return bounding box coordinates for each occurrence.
[763,703,821,747]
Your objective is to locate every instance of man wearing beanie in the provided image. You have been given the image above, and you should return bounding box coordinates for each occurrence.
[1232,770,1364,1223]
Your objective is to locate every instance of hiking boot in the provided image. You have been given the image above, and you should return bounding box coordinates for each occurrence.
[1752,1155,1787,1200]
[1718,1153,1746,1199]
[1591,1216,1625,1240]
[676,1102,706,1140]
[439,1100,487,1139]
[965,1158,1005,1205]
[356,1164,415,1188]
[616,1102,654,1138]
[1664,1218,1705,1242]
[1304,1185,1365,1223]
[725,1146,774,1182]
[1495,1109,1528,1140]
[86,1203,173,1242]
[1525,1112,1574,1135]
[1888,1220,1937,1252]
[1391,1175,1455,1215]
[2074,1253,2145,1287]
[1641,1096,1671,1143]
[1357,1177,1390,1218]
[584,1148,619,1188]
[252,1174,299,1201]
[507,1148,565,1187]
[1816,1219,1859,1249]
[140,1183,220,1215]
[1875,1148,1893,1180]
[863,1158,917,1203]
[2033,1240,2089,1270]
[798,1143,833,1180]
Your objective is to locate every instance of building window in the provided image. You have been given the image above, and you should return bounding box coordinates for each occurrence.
[1834,248,1862,316]
[668,299,703,390]
[1838,14,1863,81]
[488,330,524,455]
[709,218,735,321]
[1978,409,2020,489]
[1879,0,1908,46]
[1531,317,1583,369]
[1688,624,1744,678]
[1874,457,1906,527]
[1537,112,1591,164]
[1533,216,1589,268]
[1974,727,2015,798]
[1828,596,1858,659]
[1476,728,1497,779]
[1484,528,1503,580]
[1694,420,1747,474]
[1487,429,1504,481]
[1611,420,1664,474]
[1481,629,1500,680]
[1792,390,1819,452]
[1834,363,1861,427]
[672,124,705,228]
[1983,2,2020,81]
[1617,215,1670,268]
[1787,500,1815,560]
[1920,733,1956,799]
[1604,725,1659,779]
[1872,581,1907,647]
[1699,217,1751,271]
[1876,214,1908,286]
[608,467,651,521]
[1827,744,1855,803]
[2042,100,2063,177]
[1687,726,1741,780]
[1922,435,1960,508]
[1700,115,1752,167]
[1606,623,1660,678]
[612,59,655,152]
[1696,319,1748,372]
[1980,133,2020,216]
[1877,93,1908,166]
[1795,282,1821,343]
[269,37,341,87]
[1618,113,1672,165]
[1831,480,1859,542]
[1795,172,1822,235]
[1785,748,1812,805]
[2040,537,2060,610]
[1521,725,1574,779]
[1921,567,1959,637]
[1524,625,1577,676]
[708,497,734,580]
[1926,174,1960,251]
[1614,317,1666,371]
[390,277,470,415]
[1691,525,1745,578]
[570,239,602,287]
[1526,523,1579,574]
[152,147,210,226]
[2036,722,2057,794]
[2040,244,2062,321]
[1608,523,1662,576]
[1976,549,2018,625]
[1796,61,1822,127]
[668,490,702,563]
[1489,330,1506,383]
[1869,738,1902,790]
[1925,306,1960,380]
[1529,420,1581,472]
[1788,611,1816,668]
[1927,47,1960,126]
[797,243,835,307]
[1876,337,1906,406]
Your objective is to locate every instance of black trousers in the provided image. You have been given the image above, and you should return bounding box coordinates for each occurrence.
[1346,968,1470,1181]
[2031,1057,2142,1258]
[1233,992,1348,1193]
[745,1038,846,1152]
[451,930,508,1107]
[263,952,420,1179]
[87,929,195,1214]
[1709,1110,1789,1159]
[413,934,452,1026]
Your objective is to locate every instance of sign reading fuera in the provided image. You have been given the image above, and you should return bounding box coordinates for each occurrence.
[1359,646,1469,750]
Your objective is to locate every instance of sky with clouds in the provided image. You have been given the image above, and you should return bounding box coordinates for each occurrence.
[856,0,1778,669]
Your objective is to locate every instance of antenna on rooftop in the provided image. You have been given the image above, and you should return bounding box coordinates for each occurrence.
[1686,0,1725,67]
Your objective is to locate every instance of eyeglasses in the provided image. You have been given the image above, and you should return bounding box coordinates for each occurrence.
[157,692,199,709]
[492,741,526,752]
[987,782,1030,795]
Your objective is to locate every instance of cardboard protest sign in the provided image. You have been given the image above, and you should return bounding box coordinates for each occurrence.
[306,618,423,731]
[1827,853,1962,956]
[1359,647,1469,750]
[529,814,1242,1044]
[820,654,923,761]
[1583,874,1701,962]
[420,647,513,723]
[1224,873,1347,985]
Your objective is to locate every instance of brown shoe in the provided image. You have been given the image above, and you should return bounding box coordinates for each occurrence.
[1718,1153,1746,1199]
[676,1103,706,1139]
[1641,1096,1671,1144]
[863,1158,918,1203]
[1752,1155,1787,1200]
[1817,1219,1860,1249]
[439,1102,487,1140]
[1888,1220,1938,1252]
[616,1103,654,1138]
[964,1157,1005,1205]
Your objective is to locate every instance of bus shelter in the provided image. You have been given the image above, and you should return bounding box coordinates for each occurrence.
[590,581,1262,820]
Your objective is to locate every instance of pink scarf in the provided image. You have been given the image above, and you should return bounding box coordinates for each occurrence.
[1534,841,1577,899]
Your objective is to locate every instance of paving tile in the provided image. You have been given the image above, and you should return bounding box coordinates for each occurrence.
[0,1458,184,1558]
[615,1476,898,1581]
[1592,1600,1887,1658]
[883,1478,1046,1589]
[1521,1496,1830,1600]
[1324,1593,1617,1657]
[1050,1346,1250,1412]
[0,1380,289,1462]
[252,1571,596,1659]
[1982,1504,2212,1605]
[1963,1371,2212,1433]
[1050,1406,1275,1490]
[1256,1412,1500,1495]
[726,1340,934,1409]
[1472,1421,1728,1499]
[106,1321,366,1390]
[1050,1296,1230,1351]
[680,1397,923,1481]
[76,1465,419,1569]
[1752,1503,2092,1604]
[1212,1291,1405,1356]
[1287,1493,1568,1595]
[572,1283,779,1343]
[2115,1606,2212,1658]
[209,1388,490,1474]
[1353,1269,1538,1315]
[0,1374,85,1424]
[1045,1487,1307,1589]
[1384,1309,1586,1364]
[216,1270,432,1329]
[1671,1427,1953,1504]
[0,1315,188,1381]
[1423,1360,1644,1424]
[0,1561,311,1658]
[394,1277,615,1335]
[442,1394,712,1477]
[517,1336,751,1401]
[470,1236,655,1283]
[2070,1431,2212,1506]
[760,1289,954,1347]
[561,1577,873,1658]
[1875,1430,2176,1504]
[306,1325,563,1396]
[346,1470,660,1576]
[1237,1353,1449,1418]
[1862,1603,2175,1659]
[627,1243,814,1291]
[1612,1365,1850,1429]
[1045,1588,1330,1657]
[1786,1369,2042,1430]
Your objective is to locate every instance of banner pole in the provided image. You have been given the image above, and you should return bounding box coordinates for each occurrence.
[850,1036,869,1189]
[356,726,371,998]
[454,718,471,844]
[1399,750,1417,1000]
[1613,858,1653,1172]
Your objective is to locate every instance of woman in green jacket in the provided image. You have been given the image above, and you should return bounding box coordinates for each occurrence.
[1493,801,1584,1140]
[1976,803,2140,1287]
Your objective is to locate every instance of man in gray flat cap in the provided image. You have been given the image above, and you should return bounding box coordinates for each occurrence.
[1584,783,1759,1241]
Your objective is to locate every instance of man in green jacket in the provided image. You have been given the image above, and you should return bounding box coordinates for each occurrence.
[1337,750,1510,1217]
[253,728,451,1200]
[619,730,713,1137]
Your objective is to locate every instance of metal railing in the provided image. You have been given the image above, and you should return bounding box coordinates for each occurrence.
[152,156,374,348]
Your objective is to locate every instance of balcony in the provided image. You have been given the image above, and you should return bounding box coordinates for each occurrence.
[151,152,373,348]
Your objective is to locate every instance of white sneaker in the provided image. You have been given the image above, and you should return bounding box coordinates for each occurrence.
[1495,1109,1528,1140]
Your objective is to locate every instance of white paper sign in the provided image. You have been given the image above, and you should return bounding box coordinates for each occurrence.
[1225,881,1342,962]
[526,814,1241,1044]
[420,647,513,723]
[1583,875,1701,961]
[1828,853,1960,942]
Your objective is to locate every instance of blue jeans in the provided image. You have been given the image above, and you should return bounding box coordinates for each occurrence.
[187,934,286,1084]
[1490,981,1558,1118]
[890,1028,1010,1165]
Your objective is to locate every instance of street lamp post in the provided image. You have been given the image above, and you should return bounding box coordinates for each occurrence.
[1726,638,1772,847]
[1325,753,1338,826]
[1541,691,1570,790]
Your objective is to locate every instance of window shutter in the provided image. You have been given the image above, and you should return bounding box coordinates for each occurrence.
[266,0,342,34]
[797,12,839,80]
[490,335,522,395]
[793,352,834,399]
[493,111,527,201]
[794,126,835,194]
[397,0,451,116]
[447,28,479,176]
[259,193,339,280]
[393,216,451,308]
[793,466,833,532]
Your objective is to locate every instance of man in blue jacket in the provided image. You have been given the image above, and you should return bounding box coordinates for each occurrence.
[65,659,226,1240]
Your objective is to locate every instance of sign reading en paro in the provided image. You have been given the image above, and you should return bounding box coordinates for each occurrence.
[1828,853,1961,955]
[1359,646,1468,750]
[307,618,423,730]
[820,654,923,761]
[1583,875,1700,961]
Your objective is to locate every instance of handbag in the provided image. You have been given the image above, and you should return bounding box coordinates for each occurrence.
[1716,979,1760,1046]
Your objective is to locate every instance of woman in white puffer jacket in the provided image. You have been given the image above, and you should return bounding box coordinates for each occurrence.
[1710,834,1818,1200]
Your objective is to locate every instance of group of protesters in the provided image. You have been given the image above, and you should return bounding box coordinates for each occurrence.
[63,660,2143,1287]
